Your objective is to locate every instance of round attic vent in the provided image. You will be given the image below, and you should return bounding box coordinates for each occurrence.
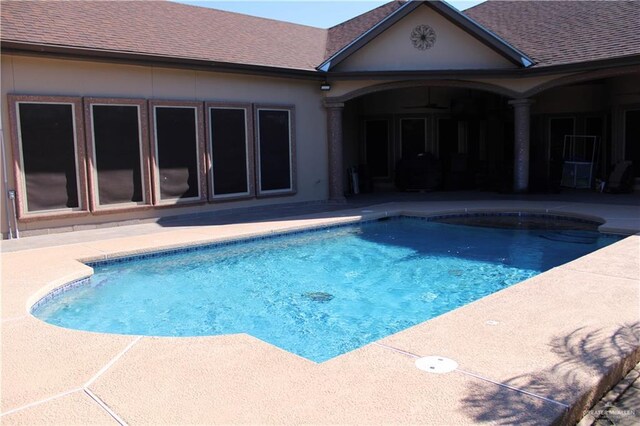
[410,24,437,50]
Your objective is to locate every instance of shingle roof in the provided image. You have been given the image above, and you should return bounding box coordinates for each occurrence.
[0,0,328,71]
[464,0,640,68]
[325,1,406,59]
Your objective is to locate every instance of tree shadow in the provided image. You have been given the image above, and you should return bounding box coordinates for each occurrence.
[461,323,640,425]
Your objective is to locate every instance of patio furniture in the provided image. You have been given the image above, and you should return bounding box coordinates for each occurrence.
[605,161,634,193]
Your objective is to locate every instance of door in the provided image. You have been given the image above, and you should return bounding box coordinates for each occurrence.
[548,117,575,187]
[400,118,427,159]
[363,119,390,179]
[624,109,640,177]
[438,118,458,169]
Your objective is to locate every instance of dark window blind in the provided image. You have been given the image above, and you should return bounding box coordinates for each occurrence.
[92,105,143,204]
[210,108,248,195]
[18,103,79,211]
[155,107,199,200]
[258,110,291,191]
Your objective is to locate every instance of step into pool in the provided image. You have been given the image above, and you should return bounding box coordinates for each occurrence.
[32,215,621,362]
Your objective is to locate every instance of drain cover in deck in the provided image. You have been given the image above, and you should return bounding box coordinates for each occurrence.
[415,356,458,374]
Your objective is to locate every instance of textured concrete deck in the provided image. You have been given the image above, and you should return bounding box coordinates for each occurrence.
[2,195,640,424]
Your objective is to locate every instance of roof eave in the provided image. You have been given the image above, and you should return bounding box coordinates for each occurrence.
[324,54,640,79]
[1,41,326,80]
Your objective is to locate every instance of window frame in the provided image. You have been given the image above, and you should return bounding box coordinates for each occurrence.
[149,100,207,206]
[254,104,297,197]
[7,94,89,221]
[205,102,255,201]
[84,97,152,213]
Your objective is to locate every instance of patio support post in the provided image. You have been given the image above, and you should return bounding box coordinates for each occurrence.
[326,102,346,202]
[509,98,534,193]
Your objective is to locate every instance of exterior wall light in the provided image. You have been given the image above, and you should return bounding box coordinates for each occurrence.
[320,81,331,91]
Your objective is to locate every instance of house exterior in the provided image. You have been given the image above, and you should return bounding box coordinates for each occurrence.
[1,0,639,238]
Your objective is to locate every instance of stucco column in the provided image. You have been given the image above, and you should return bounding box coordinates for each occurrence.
[326,102,346,202]
[509,99,534,193]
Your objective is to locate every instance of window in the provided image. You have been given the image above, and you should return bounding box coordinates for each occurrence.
[255,105,296,196]
[206,103,254,199]
[8,95,300,219]
[8,95,88,219]
[85,98,151,211]
[150,101,206,204]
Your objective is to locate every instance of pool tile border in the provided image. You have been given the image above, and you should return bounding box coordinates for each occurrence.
[30,277,92,313]
[84,211,605,268]
[82,216,380,267]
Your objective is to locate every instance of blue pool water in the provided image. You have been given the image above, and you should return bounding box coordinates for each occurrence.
[33,217,620,362]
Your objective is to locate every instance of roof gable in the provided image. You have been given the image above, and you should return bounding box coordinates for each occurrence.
[320,0,533,72]
[325,1,406,60]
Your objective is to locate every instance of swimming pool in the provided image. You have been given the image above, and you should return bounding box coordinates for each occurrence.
[32,215,620,362]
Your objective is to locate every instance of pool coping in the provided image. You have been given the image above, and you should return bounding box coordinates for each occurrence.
[2,200,640,424]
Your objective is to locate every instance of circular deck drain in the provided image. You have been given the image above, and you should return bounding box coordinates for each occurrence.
[303,292,334,302]
[415,356,458,374]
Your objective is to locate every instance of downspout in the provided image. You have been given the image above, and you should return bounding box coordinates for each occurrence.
[0,125,17,239]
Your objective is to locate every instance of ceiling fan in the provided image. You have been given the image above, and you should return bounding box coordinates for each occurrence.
[402,87,448,110]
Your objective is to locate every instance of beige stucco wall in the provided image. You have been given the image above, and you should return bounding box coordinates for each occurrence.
[333,4,516,72]
[0,54,329,237]
[474,74,574,95]
[326,73,572,101]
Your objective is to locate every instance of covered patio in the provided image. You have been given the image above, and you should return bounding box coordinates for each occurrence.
[324,68,640,200]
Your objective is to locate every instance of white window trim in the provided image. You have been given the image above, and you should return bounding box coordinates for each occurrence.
[208,106,252,200]
[89,103,148,209]
[15,100,84,215]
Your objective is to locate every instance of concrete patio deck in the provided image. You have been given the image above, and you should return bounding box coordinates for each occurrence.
[2,192,639,424]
